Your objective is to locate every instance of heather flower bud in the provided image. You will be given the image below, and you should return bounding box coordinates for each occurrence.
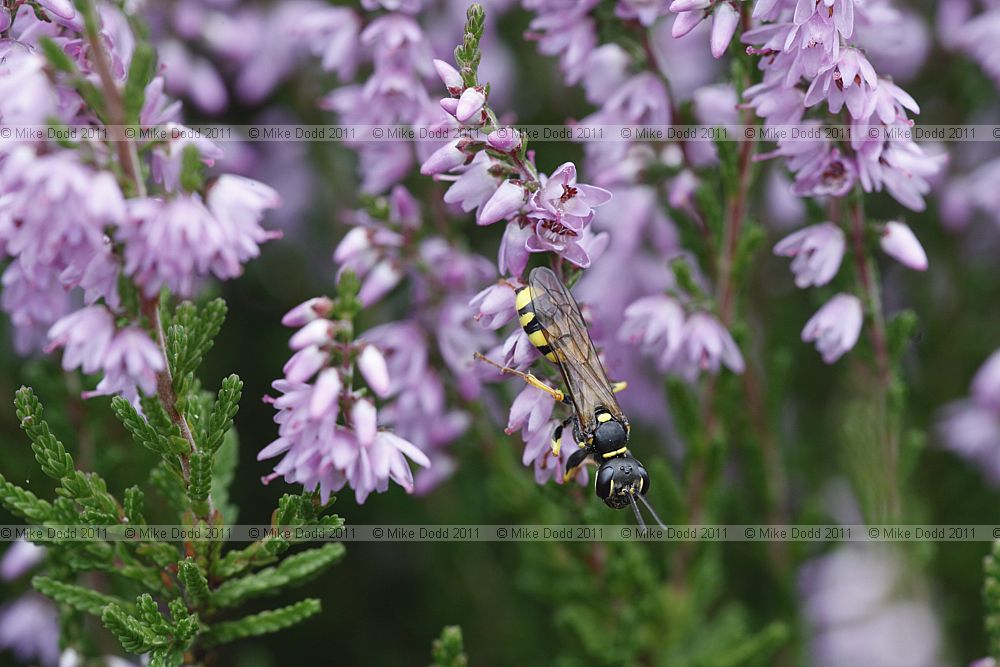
[433,59,463,93]
[290,318,336,349]
[358,345,391,397]
[420,139,467,175]
[282,297,335,327]
[669,0,710,10]
[309,368,343,418]
[456,87,486,122]
[440,97,460,117]
[711,2,740,59]
[879,221,928,271]
[487,128,522,152]
[478,180,526,226]
[283,345,328,382]
[672,10,705,37]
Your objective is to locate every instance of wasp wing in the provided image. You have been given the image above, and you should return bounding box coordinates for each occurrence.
[527,267,624,434]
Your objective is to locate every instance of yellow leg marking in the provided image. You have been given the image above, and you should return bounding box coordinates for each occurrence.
[472,353,565,402]
[552,437,561,457]
[612,381,628,394]
[562,468,576,483]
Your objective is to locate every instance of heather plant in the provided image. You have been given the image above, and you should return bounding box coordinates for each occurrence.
[3,0,1000,665]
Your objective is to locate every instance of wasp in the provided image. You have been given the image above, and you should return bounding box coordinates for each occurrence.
[476,267,665,528]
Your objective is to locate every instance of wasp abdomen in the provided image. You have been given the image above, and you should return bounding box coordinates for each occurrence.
[515,286,560,363]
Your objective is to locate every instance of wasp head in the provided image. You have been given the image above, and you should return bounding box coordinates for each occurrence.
[595,456,649,509]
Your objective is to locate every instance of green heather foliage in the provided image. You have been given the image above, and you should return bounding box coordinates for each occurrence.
[0,298,343,664]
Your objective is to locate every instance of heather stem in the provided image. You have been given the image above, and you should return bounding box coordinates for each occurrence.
[140,297,203,502]
[81,0,146,197]
[849,194,900,520]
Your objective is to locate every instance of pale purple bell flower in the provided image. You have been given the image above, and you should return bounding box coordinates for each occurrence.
[674,312,745,379]
[86,327,166,400]
[773,222,847,288]
[619,295,687,372]
[0,541,45,581]
[0,594,59,667]
[479,180,528,226]
[469,282,518,330]
[710,2,740,58]
[45,306,116,376]
[507,385,556,441]
[801,293,863,363]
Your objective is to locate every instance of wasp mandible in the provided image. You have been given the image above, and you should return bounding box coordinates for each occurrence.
[476,267,665,528]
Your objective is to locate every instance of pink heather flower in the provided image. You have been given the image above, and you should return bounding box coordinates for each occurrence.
[672,8,707,38]
[479,180,528,226]
[0,8,9,32]
[300,6,361,80]
[87,327,166,399]
[455,87,486,122]
[972,350,1000,410]
[283,346,328,383]
[804,48,879,120]
[616,0,670,26]
[773,222,846,288]
[282,297,335,327]
[37,0,75,20]
[357,345,391,398]
[420,139,470,176]
[358,260,404,306]
[503,329,541,371]
[794,0,854,38]
[674,312,745,379]
[261,377,430,504]
[879,221,927,271]
[802,294,863,363]
[204,175,282,272]
[290,319,338,350]
[710,2,740,58]
[937,400,1000,484]
[529,162,612,230]
[1,541,44,582]
[498,221,534,277]
[442,152,499,216]
[45,306,116,375]
[469,282,517,330]
[0,51,60,130]
[150,125,226,192]
[487,128,522,153]
[433,59,463,93]
[507,385,556,440]
[122,179,279,298]
[618,295,686,372]
[0,594,59,667]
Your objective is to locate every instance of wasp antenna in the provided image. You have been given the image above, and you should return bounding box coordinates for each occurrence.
[628,494,646,530]
[637,494,667,530]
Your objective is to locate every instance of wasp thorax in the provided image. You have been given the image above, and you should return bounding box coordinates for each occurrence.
[595,456,649,509]
[591,417,628,456]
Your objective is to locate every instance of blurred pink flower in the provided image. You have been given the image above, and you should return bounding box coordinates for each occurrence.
[802,294,863,363]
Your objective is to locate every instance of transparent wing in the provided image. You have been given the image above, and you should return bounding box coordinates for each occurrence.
[527,267,623,434]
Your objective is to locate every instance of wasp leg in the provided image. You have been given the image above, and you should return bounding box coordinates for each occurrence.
[563,448,591,483]
[473,352,565,402]
[550,415,577,457]
[611,380,628,394]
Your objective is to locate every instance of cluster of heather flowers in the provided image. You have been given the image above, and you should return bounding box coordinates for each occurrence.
[307,0,441,193]
[260,290,433,503]
[744,0,945,210]
[770,218,926,362]
[0,1,279,400]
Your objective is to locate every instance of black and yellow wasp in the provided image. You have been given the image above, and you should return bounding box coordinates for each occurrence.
[477,267,665,527]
